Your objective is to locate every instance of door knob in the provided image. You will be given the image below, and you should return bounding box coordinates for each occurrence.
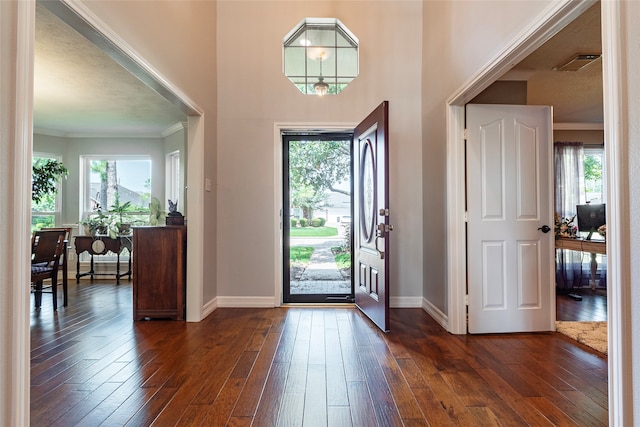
[537,225,551,233]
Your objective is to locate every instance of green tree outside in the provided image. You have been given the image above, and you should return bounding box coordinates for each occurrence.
[584,154,602,194]
[288,139,350,220]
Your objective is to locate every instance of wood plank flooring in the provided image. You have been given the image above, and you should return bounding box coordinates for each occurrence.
[556,289,607,322]
[31,282,608,426]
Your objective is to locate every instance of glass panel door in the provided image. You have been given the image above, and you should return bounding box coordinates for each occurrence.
[283,133,353,303]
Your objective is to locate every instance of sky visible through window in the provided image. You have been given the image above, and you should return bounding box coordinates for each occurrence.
[89,159,151,192]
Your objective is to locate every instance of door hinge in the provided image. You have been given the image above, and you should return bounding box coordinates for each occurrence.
[464,211,469,222]
[465,294,469,306]
[463,128,469,140]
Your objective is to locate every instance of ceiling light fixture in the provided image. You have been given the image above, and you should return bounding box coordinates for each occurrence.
[313,52,329,96]
[553,53,601,71]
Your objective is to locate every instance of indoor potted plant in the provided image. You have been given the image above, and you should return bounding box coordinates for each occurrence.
[108,194,132,235]
[80,209,115,236]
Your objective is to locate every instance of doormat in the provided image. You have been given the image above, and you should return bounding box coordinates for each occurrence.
[555,321,607,355]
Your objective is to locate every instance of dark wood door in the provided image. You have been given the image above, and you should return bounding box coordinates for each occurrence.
[354,101,391,332]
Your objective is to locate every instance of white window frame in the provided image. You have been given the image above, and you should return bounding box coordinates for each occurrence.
[80,154,152,217]
[166,150,180,208]
[79,154,153,263]
[583,145,606,204]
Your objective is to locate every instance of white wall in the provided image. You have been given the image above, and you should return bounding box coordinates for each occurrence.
[216,1,423,302]
[554,129,604,145]
[421,0,558,314]
[78,0,218,303]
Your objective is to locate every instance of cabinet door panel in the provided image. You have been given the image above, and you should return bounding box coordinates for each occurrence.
[133,226,186,320]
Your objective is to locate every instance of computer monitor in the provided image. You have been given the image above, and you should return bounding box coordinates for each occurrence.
[576,203,606,240]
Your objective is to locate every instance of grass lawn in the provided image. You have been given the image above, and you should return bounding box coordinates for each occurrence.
[290,246,314,264]
[290,226,338,237]
[331,247,351,269]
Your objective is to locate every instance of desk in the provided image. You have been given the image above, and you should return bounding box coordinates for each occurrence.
[74,236,132,284]
[555,237,606,289]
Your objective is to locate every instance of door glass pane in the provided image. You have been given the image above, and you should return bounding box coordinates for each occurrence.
[285,137,352,300]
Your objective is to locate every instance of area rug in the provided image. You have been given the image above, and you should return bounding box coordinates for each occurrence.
[555,321,608,355]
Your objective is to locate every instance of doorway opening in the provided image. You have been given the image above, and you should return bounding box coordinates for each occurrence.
[282,132,354,303]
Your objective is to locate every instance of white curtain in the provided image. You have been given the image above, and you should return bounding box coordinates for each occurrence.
[554,142,585,218]
[554,142,586,290]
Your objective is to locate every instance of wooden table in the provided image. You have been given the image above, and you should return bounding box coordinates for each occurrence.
[555,237,606,289]
[74,236,133,284]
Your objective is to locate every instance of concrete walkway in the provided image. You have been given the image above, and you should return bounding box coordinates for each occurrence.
[290,237,350,294]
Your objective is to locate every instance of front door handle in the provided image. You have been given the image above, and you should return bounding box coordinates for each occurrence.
[375,235,384,259]
[537,225,551,233]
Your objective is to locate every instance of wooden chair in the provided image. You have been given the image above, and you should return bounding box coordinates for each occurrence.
[40,227,71,293]
[31,229,67,310]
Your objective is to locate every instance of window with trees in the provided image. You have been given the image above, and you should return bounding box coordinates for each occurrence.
[81,156,152,224]
[584,146,605,204]
[287,138,351,221]
[32,154,64,231]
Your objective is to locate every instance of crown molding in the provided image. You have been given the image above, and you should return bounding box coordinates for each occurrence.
[553,122,604,130]
[32,125,185,139]
[162,122,188,137]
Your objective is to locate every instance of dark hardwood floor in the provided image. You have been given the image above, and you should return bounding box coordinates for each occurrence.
[556,289,608,322]
[31,282,608,426]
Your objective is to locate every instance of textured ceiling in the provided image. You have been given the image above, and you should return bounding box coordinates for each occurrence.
[34,2,602,138]
[502,1,602,125]
[34,4,187,138]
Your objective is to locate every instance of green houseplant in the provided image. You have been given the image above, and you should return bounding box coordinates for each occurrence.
[80,212,104,236]
[109,194,132,235]
[81,193,134,238]
[80,209,118,237]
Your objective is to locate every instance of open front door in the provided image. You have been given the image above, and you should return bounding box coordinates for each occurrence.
[354,101,391,332]
[466,104,555,333]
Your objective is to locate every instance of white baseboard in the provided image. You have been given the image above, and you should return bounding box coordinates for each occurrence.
[390,296,423,308]
[201,297,218,318]
[200,295,447,331]
[216,296,276,308]
[209,296,422,309]
[422,297,449,331]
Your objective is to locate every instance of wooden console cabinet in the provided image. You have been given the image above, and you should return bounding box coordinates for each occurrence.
[133,226,186,320]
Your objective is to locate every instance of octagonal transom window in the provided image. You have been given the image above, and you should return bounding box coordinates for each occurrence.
[283,18,359,96]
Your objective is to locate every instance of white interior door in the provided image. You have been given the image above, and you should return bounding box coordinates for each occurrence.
[466,104,555,334]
